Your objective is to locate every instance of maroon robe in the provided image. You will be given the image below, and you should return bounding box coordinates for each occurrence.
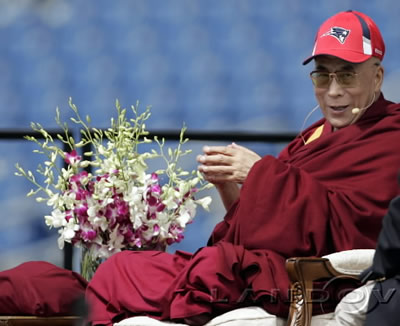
[85,94,400,325]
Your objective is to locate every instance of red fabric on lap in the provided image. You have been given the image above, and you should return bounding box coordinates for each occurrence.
[86,250,191,324]
[86,244,289,326]
[0,261,87,316]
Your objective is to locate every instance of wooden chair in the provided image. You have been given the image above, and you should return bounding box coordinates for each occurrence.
[286,249,375,326]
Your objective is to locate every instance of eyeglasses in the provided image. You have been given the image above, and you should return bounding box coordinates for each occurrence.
[310,71,359,88]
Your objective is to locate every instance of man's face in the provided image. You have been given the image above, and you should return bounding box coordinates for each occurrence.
[312,56,383,130]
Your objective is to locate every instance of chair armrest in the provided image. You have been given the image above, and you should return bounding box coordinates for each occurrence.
[285,257,360,326]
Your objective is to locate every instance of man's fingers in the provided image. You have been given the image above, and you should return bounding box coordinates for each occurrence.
[196,154,205,163]
[202,173,236,184]
[198,154,233,166]
[203,145,233,156]
[230,143,248,152]
[198,164,235,174]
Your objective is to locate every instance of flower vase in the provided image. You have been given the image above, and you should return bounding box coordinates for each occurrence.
[140,242,167,252]
[81,247,102,281]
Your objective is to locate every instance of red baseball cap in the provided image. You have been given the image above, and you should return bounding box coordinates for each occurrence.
[303,10,385,65]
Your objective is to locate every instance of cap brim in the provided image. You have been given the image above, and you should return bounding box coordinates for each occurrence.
[302,56,314,65]
[302,50,371,65]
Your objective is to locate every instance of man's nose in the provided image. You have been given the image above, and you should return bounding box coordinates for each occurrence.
[327,76,345,96]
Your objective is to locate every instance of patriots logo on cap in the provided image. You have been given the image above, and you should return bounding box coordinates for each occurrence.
[321,27,351,44]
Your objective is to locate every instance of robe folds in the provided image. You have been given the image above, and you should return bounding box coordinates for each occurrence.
[86,94,400,325]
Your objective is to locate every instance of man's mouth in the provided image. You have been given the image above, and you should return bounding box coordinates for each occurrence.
[329,105,349,112]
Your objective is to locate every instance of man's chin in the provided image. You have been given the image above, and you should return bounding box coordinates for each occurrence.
[327,117,353,130]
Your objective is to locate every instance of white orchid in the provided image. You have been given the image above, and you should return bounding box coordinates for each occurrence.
[15,99,213,280]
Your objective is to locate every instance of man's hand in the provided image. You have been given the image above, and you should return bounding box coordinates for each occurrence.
[197,143,261,210]
[197,143,261,184]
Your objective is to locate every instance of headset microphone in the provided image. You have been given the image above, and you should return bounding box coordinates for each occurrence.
[351,93,376,115]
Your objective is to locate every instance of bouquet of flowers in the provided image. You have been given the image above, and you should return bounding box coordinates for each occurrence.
[15,98,212,279]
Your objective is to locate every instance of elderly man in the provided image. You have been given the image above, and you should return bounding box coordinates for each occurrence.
[198,10,386,210]
[84,10,400,326]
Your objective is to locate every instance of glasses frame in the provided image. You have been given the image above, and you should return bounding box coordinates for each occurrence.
[309,71,359,89]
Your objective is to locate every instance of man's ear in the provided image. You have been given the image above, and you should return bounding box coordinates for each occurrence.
[374,65,384,93]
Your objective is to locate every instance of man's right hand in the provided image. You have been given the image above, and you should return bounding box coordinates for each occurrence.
[197,143,261,210]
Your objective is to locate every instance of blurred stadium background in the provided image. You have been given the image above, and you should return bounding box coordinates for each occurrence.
[1,0,400,272]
